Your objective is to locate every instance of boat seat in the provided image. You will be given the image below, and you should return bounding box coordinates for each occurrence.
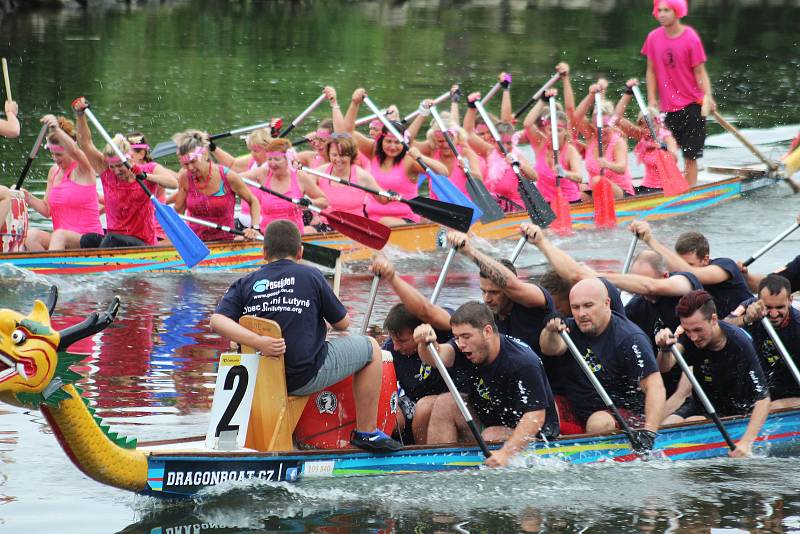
[238,316,309,452]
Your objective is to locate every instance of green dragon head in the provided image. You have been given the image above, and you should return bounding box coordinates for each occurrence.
[0,288,119,408]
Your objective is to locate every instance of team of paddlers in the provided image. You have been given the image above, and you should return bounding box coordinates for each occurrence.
[3,0,800,466]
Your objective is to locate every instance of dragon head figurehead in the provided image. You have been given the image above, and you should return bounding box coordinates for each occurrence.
[0,287,119,408]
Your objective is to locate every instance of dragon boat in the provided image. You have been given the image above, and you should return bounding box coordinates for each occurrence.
[3,291,800,499]
[0,169,778,275]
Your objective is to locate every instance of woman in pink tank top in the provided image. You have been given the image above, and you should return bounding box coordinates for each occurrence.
[70,98,179,249]
[521,95,586,204]
[341,89,448,226]
[614,79,681,191]
[251,138,328,235]
[23,114,102,251]
[127,132,179,243]
[574,81,635,198]
[302,135,383,231]
[173,130,262,242]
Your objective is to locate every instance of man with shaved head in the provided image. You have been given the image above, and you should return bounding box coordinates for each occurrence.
[540,279,665,450]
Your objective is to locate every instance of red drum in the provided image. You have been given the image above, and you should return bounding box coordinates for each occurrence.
[294,350,398,449]
[1,190,28,253]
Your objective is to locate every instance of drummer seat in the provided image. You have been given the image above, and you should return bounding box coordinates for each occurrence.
[238,316,309,452]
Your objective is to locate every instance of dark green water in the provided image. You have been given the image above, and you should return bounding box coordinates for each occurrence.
[2,2,800,533]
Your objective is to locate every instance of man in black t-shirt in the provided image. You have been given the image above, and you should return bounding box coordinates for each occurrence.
[539,278,665,447]
[629,221,752,319]
[414,301,559,468]
[655,290,770,458]
[603,249,704,405]
[211,220,401,453]
[445,231,560,389]
[726,274,800,409]
[370,254,457,445]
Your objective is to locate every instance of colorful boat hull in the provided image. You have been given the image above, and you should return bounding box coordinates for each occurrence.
[0,175,776,275]
[142,407,800,498]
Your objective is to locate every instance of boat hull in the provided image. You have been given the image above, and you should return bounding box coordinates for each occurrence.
[141,408,800,498]
[0,175,776,275]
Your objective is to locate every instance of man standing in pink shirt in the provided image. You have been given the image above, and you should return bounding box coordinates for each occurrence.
[641,0,715,187]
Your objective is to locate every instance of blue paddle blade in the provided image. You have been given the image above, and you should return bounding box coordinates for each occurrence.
[420,171,482,226]
[152,201,210,268]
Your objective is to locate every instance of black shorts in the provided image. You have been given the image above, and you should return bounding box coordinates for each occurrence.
[665,103,706,160]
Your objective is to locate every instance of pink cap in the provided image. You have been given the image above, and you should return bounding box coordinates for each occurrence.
[653,0,688,19]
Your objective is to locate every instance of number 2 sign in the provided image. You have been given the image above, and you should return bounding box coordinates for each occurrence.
[205,352,260,450]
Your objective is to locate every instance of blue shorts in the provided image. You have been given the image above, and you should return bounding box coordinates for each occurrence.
[289,335,373,396]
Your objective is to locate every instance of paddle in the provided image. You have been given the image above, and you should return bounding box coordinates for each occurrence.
[741,222,800,267]
[299,164,472,232]
[427,245,492,458]
[760,318,800,391]
[474,100,556,228]
[631,86,689,196]
[176,212,340,269]
[711,111,779,173]
[152,121,273,160]
[669,345,736,451]
[360,274,380,335]
[361,96,474,232]
[481,82,502,105]
[355,90,451,128]
[513,73,562,120]
[622,236,638,274]
[592,93,616,228]
[559,329,643,452]
[548,95,574,236]
[239,176,390,249]
[82,107,210,268]
[13,123,48,190]
[1,58,11,101]
[429,105,504,224]
[278,92,327,138]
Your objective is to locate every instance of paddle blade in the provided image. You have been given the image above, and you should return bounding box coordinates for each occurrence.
[550,188,574,236]
[465,176,505,224]
[657,150,690,196]
[152,140,178,160]
[324,210,391,250]
[301,242,340,269]
[517,177,556,228]
[785,145,800,177]
[152,202,210,268]
[592,176,617,228]
[406,196,473,233]
[426,171,482,225]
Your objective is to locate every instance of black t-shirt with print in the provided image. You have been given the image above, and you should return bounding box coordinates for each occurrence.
[449,335,559,437]
[563,312,660,421]
[679,320,770,416]
[215,259,347,392]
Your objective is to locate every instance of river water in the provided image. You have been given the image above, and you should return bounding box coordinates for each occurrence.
[2,1,800,533]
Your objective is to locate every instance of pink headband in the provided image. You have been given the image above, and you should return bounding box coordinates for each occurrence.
[46,143,65,153]
[130,143,150,150]
[384,131,410,144]
[315,130,332,139]
[105,156,123,165]
[266,148,297,165]
[178,146,207,164]
[653,0,687,19]
[369,120,382,129]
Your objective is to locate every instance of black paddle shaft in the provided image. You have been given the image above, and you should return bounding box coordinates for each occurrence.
[14,123,49,190]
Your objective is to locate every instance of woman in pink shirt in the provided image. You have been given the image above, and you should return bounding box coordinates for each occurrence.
[614,79,681,193]
[574,80,635,199]
[126,131,178,243]
[172,130,262,242]
[342,88,448,226]
[23,115,103,251]
[303,134,382,232]
[642,0,714,186]
[72,102,178,248]
[250,138,328,235]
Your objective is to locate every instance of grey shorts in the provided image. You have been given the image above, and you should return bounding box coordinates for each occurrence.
[289,335,374,396]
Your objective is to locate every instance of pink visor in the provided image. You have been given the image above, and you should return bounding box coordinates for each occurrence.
[105,156,124,165]
[178,146,207,164]
[130,143,150,150]
[46,143,65,153]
